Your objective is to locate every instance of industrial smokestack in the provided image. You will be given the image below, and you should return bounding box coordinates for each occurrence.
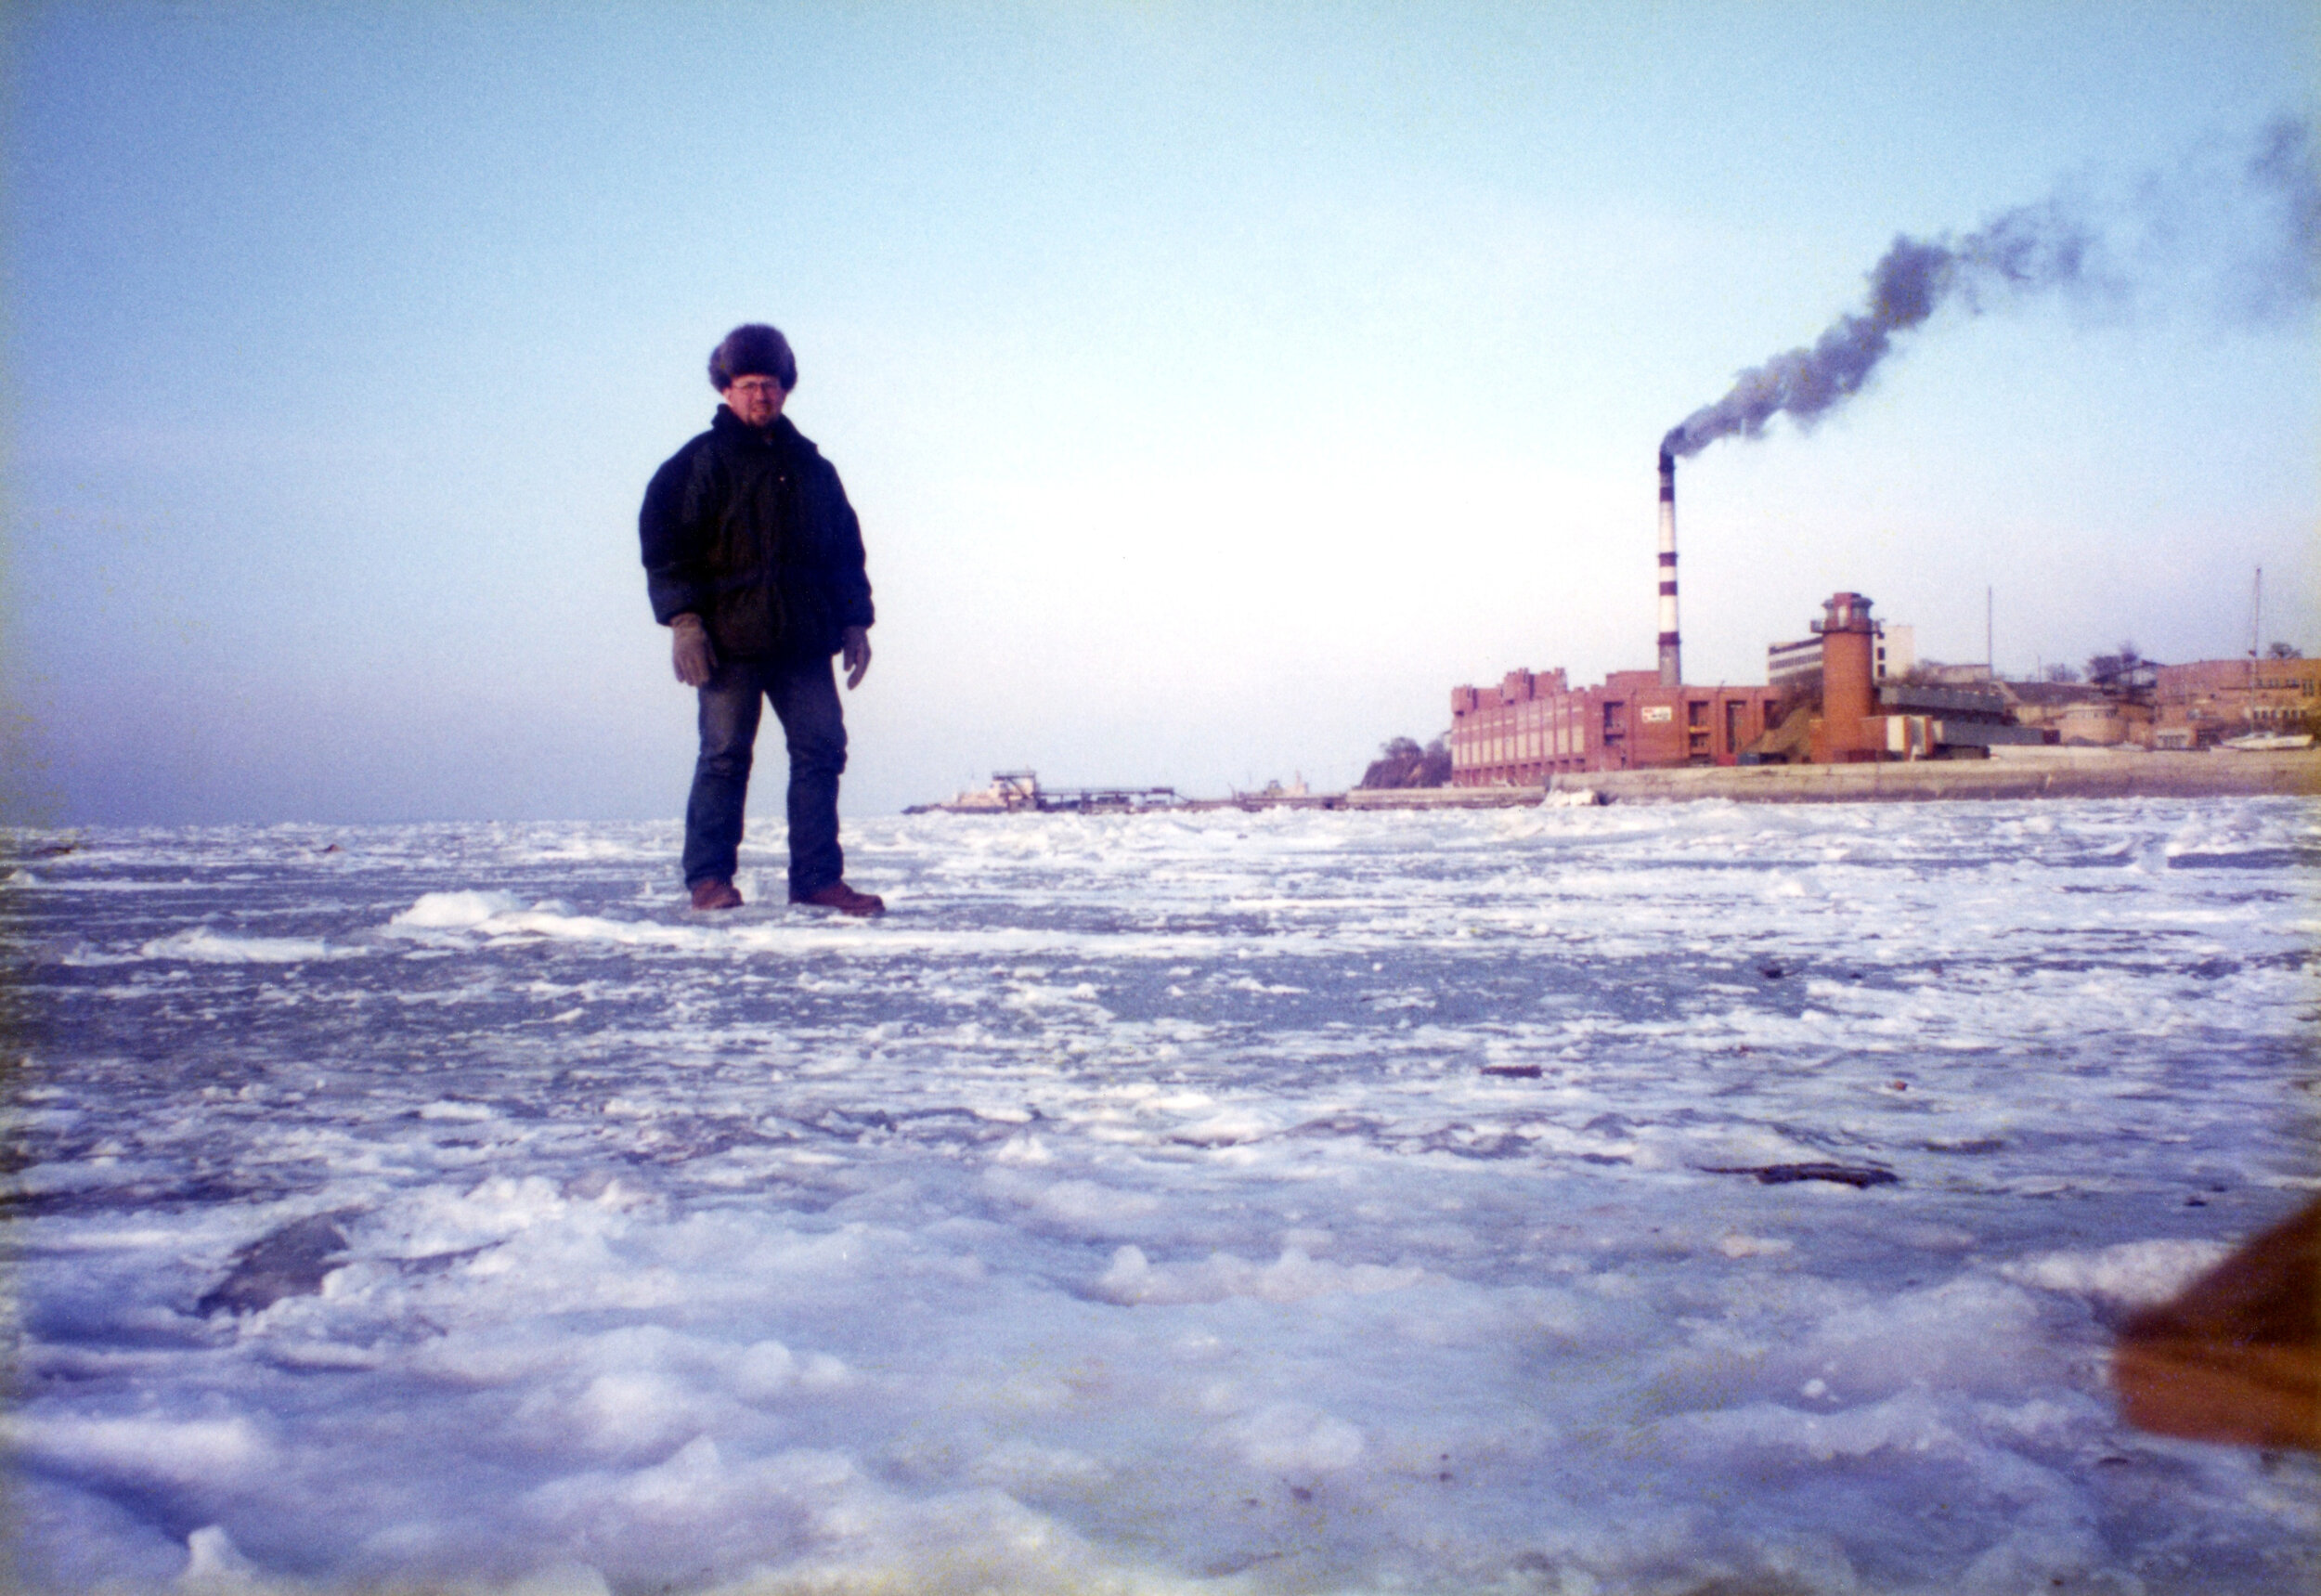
[1657,448,1680,686]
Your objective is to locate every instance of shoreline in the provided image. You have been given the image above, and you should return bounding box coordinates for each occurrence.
[1344,748,2321,807]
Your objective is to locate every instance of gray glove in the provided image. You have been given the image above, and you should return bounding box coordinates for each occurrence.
[671,614,716,686]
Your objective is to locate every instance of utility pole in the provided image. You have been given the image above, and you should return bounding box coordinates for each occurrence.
[2249,566,2262,720]
[1986,587,1994,678]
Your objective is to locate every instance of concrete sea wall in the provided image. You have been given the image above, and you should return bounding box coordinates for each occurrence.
[1345,750,2321,808]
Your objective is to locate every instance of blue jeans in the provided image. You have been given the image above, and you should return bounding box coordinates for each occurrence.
[682,653,848,898]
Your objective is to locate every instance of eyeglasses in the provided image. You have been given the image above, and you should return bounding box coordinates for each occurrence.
[728,377,784,396]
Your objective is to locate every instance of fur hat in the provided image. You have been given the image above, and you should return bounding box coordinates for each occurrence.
[707,324,797,393]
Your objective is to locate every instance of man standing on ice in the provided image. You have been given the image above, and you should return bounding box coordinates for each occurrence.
[640,323,883,915]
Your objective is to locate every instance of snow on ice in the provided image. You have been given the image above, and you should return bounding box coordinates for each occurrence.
[4,799,2317,1593]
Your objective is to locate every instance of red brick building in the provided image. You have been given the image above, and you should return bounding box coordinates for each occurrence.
[2153,656,2321,747]
[1448,667,1783,785]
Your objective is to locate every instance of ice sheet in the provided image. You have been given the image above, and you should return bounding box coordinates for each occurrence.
[5,799,2316,1593]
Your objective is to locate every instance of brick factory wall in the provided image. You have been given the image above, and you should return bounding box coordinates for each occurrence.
[1448,668,1783,785]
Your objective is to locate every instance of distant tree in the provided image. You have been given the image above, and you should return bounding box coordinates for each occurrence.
[2267,641,2303,659]
[2042,663,2081,683]
[1360,733,1452,789]
[2085,642,2144,686]
[1360,738,1420,789]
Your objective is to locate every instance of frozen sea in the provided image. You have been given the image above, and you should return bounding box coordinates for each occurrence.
[5,799,2317,1595]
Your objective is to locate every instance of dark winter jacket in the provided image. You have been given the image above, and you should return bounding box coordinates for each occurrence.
[639,408,875,659]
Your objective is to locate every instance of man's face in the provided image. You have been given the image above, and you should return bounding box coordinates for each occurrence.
[722,374,787,430]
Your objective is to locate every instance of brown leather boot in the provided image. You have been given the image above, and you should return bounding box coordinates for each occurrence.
[689,878,743,911]
[2113,1199,2319,1451]
[790,881,885,916]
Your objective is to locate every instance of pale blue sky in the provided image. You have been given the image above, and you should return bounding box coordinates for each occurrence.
[6,2,2315,822]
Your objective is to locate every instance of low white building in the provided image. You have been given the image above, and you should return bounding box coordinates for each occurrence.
[1766,621,1914,691]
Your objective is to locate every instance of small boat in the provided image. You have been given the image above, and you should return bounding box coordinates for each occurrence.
[907,771,1184,815]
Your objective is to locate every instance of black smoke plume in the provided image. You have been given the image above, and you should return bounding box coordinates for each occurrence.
[1662,116,2319,460]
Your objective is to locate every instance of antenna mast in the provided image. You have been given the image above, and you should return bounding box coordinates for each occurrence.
[2249,566,2262,714]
